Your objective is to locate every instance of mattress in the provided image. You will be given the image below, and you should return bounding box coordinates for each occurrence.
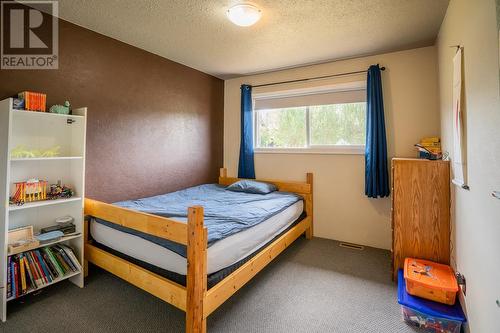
[96,184,302,256]
[90,200,303,275]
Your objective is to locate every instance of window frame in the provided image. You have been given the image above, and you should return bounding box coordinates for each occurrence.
[253,85,367,155]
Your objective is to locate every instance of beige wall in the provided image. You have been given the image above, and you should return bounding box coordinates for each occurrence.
[437,0,500,331]
[224,46,440,250]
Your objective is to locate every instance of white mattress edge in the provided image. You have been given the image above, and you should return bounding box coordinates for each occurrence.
[90,200,304,275]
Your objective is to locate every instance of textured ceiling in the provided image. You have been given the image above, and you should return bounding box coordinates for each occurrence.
[57,0,449,79]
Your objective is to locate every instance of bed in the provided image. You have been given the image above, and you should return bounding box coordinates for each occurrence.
[83,168,313,333]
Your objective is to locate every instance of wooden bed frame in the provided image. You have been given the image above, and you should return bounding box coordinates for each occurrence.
[83,168,313,333]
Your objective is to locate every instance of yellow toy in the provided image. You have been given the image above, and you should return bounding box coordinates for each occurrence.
[11,179,48,205]
[10,145,36,158]
[10,145,61,158]
[40,146,60,157]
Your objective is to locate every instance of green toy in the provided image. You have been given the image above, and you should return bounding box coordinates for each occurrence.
[40,146,60,157]
[10,145,36,158]
[11,145,61,158]
[49,101,71,115]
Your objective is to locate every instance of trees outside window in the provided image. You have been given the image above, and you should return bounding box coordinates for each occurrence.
[256,102,366,149]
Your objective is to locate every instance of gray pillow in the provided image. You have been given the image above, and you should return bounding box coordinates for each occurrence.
[226,180,277,194]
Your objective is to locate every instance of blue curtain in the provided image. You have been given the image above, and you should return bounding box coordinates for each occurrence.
[365,65,389,198]
[238,84,255,179]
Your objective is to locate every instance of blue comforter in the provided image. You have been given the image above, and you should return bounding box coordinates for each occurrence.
[94,184,302,257]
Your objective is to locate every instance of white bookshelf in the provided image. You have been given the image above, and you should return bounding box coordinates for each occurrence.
[0,98,87,321]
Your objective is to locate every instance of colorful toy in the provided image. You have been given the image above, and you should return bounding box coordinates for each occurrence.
[10,180,74,206]
[47,182,74,200]
[403,306,462,333]
[398,270,466,333]
[12,98,24,110]
[11,179,48,205]
[49,101,71,115]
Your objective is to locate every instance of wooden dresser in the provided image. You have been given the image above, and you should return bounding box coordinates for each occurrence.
[391,158,450,280]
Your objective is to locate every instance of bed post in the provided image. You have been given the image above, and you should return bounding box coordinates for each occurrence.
[305,173,314,239]
[83,218,89,277]
[219,167,227,179]
[186,206,208,333]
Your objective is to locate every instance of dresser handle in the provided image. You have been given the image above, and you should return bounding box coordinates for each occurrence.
[493,191,500,199]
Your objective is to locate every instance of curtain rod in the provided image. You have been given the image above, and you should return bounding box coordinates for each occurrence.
[252,65,386,88]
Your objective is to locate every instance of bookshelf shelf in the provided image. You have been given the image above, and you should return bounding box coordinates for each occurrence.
[7,234,82,257]
[9,197,82,212]
[11,109,84,119]
[6,269,82,302]
[10,157,83,162]
[0,98,87,321]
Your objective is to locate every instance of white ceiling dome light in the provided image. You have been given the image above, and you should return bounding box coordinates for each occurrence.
[226,4,262,27]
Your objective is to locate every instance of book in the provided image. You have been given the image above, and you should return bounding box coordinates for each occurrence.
[17,91,47,112]
[49,247,67,274]
[54,245,78,272]
[10,260,16,299]
[34,250,52,283]
[20,255,29,290]
[41,250,59,279]
[420,136,440,144]
[38,93,42,112]
[41,94,46,111]
[54,252,70,273]
[30,251,48,284]
[44,247,65,276]
[59,245,81,271]
[28,251,45,286]
[18,92,26,109]
[39,250,54,282]
[19,255,27,294]
[7,257,12,298]
[13,261,19,298]
[22,255,36,290]
[26,252,43,287]
[419,143,441,150]
[47,247,64,273]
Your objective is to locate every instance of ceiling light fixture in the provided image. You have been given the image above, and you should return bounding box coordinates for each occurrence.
[226,4,262,27]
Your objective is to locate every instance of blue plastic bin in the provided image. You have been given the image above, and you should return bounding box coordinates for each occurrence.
[398,269,466,333]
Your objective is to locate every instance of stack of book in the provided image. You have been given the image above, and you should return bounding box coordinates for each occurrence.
[6,244,81,299]
[415,137,442,160]
[17,91,47,112]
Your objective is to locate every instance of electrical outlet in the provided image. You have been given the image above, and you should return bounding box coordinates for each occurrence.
[456,272,466,296]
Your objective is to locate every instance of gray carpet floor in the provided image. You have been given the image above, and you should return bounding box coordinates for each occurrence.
[1,237,419,333]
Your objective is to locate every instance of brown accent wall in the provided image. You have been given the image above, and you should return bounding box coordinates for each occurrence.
[0,20,224,202]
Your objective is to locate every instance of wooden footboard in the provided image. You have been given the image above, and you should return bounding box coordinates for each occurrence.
[84,168,313,333]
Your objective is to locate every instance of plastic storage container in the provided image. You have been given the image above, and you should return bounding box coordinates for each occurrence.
[398,270,466,333]
[404,258,458,305]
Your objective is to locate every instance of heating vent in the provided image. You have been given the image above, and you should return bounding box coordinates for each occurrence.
[339,242,364,250]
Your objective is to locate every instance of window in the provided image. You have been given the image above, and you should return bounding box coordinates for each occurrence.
[254,86,366,154]
[256,107,307,148]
